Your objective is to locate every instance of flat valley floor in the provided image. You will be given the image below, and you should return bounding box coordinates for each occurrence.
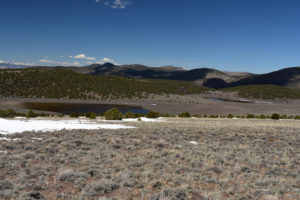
[0,118,299,200]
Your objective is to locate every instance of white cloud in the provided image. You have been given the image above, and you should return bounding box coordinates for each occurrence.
[87,57,119,65]
[100,0,131,9]
[0,60,33,66]
[39,59,80,66]
[11,62,33,66]
[69,54,95,60]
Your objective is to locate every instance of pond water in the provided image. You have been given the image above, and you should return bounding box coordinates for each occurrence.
[207,97,252,103]
[21,102,149,115]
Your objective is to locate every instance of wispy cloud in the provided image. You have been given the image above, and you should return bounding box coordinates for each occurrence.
[69,54,95,60]
[0,59,34,66]
[87,57,119,65]
[97,0,132,9]
[39,59,80,66]
[11,61,33,66]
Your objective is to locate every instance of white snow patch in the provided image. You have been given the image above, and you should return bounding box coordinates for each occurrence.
[123,118,138,122]
[0,137,20,142]
[0,118,135,135]
[140,117,164,122]
[0,150,7,154]
[190,141,198,145]
[32,137,43,140]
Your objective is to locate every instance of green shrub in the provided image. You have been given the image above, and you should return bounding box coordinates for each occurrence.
[105,108,123,120]
[193,115,202,118]
[259,114,266,119]
[271,113,280,120]
[87,112,97,119]
[294,115,300,120]
[134,113,145,118]
[227,114,233,118]
[146,111,159,118]
[85,112,97,119]
[0,109,17,118]
[246,113,255,119]
[280,114,287,119]
[58,113,64,118]
[7,109,17,118]
[26,110,38,118]
[159,113,175,117]
[70,112,81,118]
[178,112,191,118]
[124,111,136,119]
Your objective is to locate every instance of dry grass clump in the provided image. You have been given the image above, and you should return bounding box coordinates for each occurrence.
[0,118,299,199]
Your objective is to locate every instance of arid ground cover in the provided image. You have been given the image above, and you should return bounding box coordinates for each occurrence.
[0,118,299,200]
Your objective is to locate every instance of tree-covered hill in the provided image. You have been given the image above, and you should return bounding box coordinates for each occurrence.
[1,67,300,100]
[223,84,300,100]
[0,68,208,99]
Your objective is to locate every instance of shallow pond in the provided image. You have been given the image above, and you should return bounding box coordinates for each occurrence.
[21,102,149,115]
[207,97,252,103]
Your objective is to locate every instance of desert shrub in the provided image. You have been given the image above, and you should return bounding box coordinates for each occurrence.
[105,108,123,120]
[193,114,202,118]
[288,115,294,119]
[26,110,38,118]
[134,113,145,118]
[124,111,135,118]
[70,112,81,118]
[18,192,45,200]
[86,112,97,119]
[0,109,17,118]
[90,113,97,119]
[58,169,87,183]
[178,112,191,118]
[159,113,175,117]
[137,117,142,121]
[227,114,233,118]
[57,113,64,118]
[294,115,300,120]
[39,113,50,117]
[246,113,255,119]
[82,180,119,198]
[259,114,266,119]
[280,114,287,119]
[271,113,280,120]
[146,111,159,118]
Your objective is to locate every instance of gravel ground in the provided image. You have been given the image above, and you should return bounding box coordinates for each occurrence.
[0,118,299,200]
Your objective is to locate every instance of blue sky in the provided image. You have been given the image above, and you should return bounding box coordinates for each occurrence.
[1,0,300,73]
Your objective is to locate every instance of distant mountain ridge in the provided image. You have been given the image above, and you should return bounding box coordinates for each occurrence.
[2,62,300,89]
[70,63,253,85]
[0,62,32,69]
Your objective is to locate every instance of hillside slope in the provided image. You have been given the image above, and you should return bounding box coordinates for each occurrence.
[0,68,207,100]
[228,67,300,88]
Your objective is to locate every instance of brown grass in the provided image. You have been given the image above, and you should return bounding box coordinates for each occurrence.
[0,118,299,200]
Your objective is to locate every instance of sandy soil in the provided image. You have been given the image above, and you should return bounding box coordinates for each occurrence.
[0,118,299,200]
